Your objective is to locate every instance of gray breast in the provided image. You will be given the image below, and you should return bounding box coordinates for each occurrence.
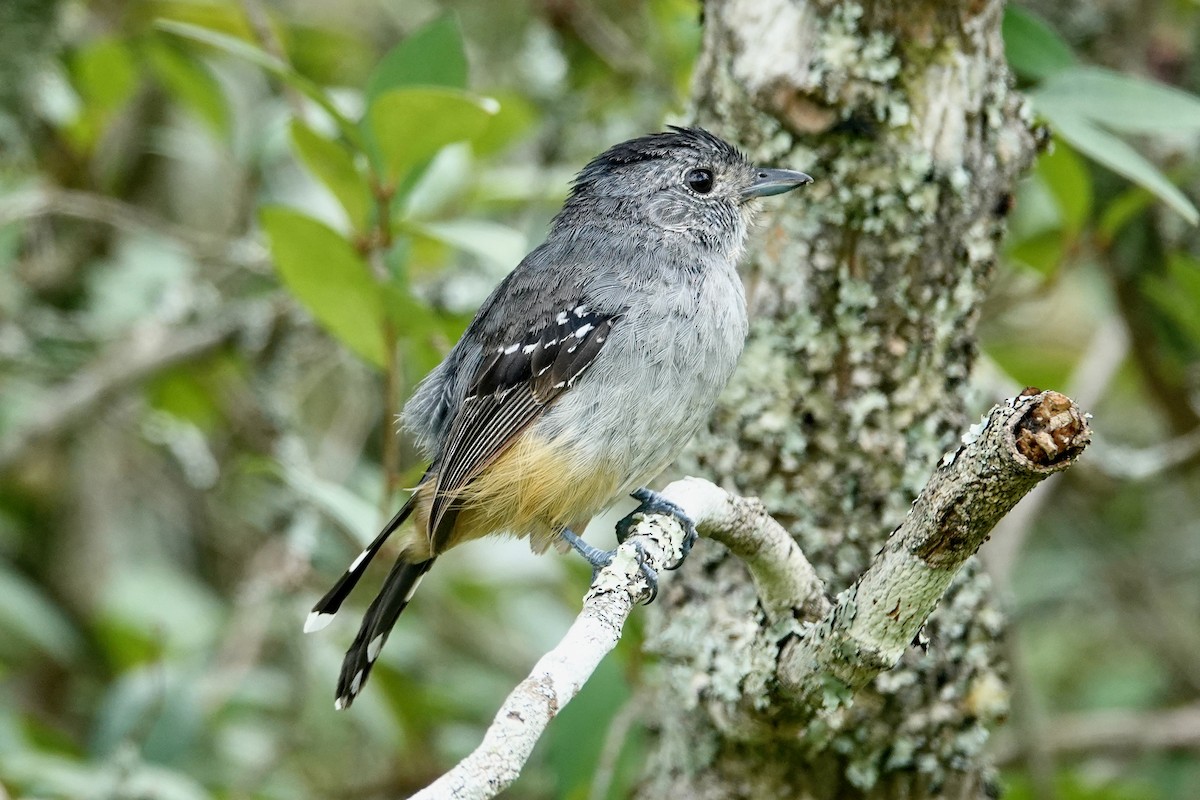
[537,262,748,494]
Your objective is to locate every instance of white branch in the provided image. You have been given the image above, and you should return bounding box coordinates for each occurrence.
[408,477,819,799]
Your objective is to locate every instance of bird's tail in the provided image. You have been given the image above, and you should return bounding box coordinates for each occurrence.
[303,493,418,634]
[335,556,435,709]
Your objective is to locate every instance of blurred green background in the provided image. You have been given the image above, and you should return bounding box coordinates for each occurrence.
[1,1,1199,798]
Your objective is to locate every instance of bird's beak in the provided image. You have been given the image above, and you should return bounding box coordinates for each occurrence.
[741,168,813,199]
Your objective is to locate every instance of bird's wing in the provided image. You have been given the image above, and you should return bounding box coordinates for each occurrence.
[427,302,620,551]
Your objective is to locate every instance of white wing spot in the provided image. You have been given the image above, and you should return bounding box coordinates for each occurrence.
[522,343,538,354]
[503,342,520,355]
[574,323,595,337]
[556,311,569,324]
[573,304,589,317]
[553,380,566,388]
[545,338,558,346]
[566,345,578,354]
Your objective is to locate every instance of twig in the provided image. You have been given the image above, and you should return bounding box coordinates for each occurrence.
[660,476,829,623]
[983,315,1125,589]
[239,0,308,122]
[0,298,284,471]
[993,703,1200,763]
[0,186,268,269]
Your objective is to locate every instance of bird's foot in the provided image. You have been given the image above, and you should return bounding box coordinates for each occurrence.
[559,528,658,603]
[615,487,698,570]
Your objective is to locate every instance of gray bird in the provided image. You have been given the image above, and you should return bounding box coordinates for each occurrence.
[305,127,811,708]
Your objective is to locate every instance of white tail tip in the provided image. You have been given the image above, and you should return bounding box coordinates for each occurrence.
[334,697,347,711]
[304,611,334,633]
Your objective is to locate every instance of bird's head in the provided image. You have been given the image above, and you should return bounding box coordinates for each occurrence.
[562,126,811,256]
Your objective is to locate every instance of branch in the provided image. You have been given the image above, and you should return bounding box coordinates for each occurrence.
[0,298,284,471]
[0,186,269,269]
[993,703,1200,763]
[408,514,684,800]
[408,391,1090,798]
[777,390,1091,702]
[408,476,822,799]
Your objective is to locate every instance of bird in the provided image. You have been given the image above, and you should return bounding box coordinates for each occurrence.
[304,126,811,709]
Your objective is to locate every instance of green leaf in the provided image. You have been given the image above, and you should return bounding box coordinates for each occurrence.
[1045,114,1198,225]
[1033,67,1200,134]
[143,38,229,136]
[1036,141,1091,235]
[368,87,498,184]
[71,38,138,111]
[1002,7,1075,82]
[260,207,388,367]
[289,120,372,231]
[1143,253,1200,344]
[471,90,538,156]
[156,20,365,151]
[0,564,83,663]
[365,14,468,103]
[407,219,527,268]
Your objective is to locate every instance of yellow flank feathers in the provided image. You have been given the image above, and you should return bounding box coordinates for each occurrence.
[413,432,621,555]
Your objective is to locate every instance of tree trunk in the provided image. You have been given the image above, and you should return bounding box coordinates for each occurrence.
[638,1,1036,797]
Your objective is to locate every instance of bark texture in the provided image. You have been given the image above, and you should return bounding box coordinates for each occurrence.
[639,1,1038,797]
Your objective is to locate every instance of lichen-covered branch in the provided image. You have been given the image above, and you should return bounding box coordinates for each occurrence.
[778,391,1090,703]
[407,514,686,800]
[409,390,1088,799]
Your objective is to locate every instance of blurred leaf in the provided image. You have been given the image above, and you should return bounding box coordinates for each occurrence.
[1143,253,1200,344]
[261,206,388,367]
[1002,6,1075,82]
[470,91,538,156]
[1099,185,1155,241]
[1007,229,1066,276]
[367,87,497,184]
[156,20,364,151]
[0,563,83,663]
[289,120,372,231]
[278,461,379,541]
[71,38,138,111]
[92,668,204,765]
[143,0,254,39]
[287,24,376,87]
[66,37,139,151]
[98,565,223,663]
[365,14,468,103]
[1045,117,1198,225]
[1033,66,1200,134]
[143,38,229,137]
[1037,141,1091,235]
[406,219,527,268]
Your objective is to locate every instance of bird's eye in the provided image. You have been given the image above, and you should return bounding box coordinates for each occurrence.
[685,168,714,194]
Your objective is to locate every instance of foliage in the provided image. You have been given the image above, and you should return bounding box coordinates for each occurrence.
[0,1,1198,799]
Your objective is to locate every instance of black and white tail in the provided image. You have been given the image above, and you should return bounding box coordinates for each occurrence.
[303,493,434,709]
[334,556,434,709]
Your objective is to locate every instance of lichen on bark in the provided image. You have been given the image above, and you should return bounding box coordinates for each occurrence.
[638,0,1038,797]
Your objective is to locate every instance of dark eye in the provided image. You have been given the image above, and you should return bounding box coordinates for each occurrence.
[685,168,714,194]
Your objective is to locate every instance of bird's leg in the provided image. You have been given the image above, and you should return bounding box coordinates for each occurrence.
[615,487,698,570]
[559,528,658,603]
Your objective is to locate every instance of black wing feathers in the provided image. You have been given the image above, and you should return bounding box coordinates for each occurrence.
[427,305,618,549]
